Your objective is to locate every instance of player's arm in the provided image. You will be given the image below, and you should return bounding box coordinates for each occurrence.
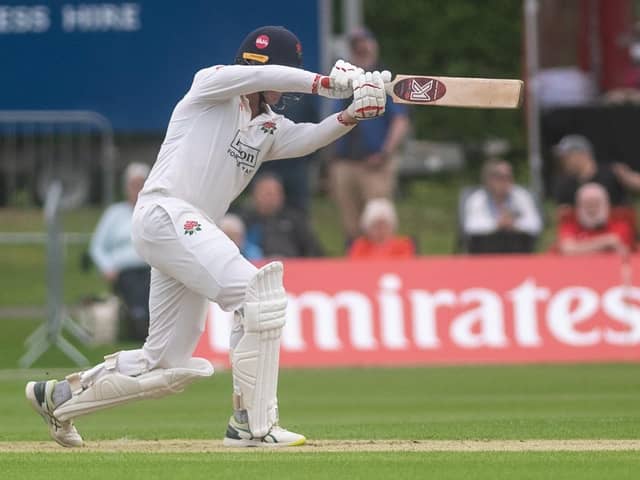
[190,65,317,102]
[268,71,389,160]
[513,188,543,235]
[267,114,355,160]
[463,192,497,235]
[189,60,361,103]
[559,233,626,255]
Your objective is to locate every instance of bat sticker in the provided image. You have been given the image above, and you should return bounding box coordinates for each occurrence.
[393,77,447,103]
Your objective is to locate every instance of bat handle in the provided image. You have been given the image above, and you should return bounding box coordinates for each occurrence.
[321,75,393,95]
[384,82,393,96]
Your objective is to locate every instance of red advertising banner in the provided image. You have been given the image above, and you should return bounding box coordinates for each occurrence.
[194,254,640,367]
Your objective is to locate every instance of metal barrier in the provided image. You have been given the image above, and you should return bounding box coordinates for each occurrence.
[19,181,91,368]
[0,110,116,208]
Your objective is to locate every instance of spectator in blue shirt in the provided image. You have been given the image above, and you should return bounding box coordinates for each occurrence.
[218,213,263,261]
[330,27,410,245]
[90,162,150,340]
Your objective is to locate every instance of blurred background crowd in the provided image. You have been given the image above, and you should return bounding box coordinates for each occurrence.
[2,0,640,345]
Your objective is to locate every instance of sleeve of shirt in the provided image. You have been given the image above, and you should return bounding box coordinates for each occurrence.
[267,113,356,161]
[463,190,497,235]
[610,220,635,249]
[89,205,118,274]
[513,187,543,235]
[188,64,319,104]
[558,219,578,241]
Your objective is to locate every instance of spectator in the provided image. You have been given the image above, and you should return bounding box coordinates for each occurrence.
[89,162,150,341]
[462,159,542,254]
[330,27,410,245]
[258,94,318,215]
[242,173,324,258]
[558,183,635,255]
[553,134,631,207]
[349,198,415,259]
[218,213,263,261]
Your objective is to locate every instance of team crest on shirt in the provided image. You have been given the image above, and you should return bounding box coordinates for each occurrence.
[183,220,202,235]
[227,130,261,174]
[260,121,277,135]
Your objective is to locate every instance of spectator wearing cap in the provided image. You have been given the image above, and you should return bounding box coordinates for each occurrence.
[348,198,415,259]
[242,173,324,258]
[90,162,151,340]
[330,27,411,245]
[218,213,263,261]
[553,134,636,207]
[557,183,635,255]
[462,159,542,254]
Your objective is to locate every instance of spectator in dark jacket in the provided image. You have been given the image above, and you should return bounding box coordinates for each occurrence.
[553,135,631,207]
[242,173,324,258]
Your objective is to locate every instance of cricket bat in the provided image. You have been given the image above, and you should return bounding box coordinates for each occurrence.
[385,75,524,109]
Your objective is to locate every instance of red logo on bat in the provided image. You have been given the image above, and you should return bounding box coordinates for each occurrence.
[393,77,446,103]
[255,34,270,49]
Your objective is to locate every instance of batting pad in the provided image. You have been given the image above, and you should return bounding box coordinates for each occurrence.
[232,262,287,438]
[53,358,214,422]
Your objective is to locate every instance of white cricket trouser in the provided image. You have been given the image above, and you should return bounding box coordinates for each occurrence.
[133,195,257,369]
[80,195,257,383]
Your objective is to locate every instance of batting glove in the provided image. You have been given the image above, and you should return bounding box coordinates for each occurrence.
[315,59,363,99]
[347,70,391,120]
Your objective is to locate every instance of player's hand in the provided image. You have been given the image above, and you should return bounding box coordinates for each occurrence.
[365,152,388,169]
[317,60,363,99]
[346,71,388,120]
[613,162,632,180]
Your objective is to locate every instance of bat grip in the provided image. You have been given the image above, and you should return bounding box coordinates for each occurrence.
[320,76,393,95]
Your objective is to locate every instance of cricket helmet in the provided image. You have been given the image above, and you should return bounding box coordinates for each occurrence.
[235,26,303,68]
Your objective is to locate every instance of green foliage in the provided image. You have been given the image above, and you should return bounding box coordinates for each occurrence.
[364,0,525,149]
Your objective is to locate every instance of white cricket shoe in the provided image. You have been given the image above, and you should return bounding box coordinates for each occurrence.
[25,380,84,448]
[223,416,306,447]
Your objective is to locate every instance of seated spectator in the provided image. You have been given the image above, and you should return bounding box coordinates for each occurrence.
[242,173,324,258]
[553,134,632,207]
[462,159,542,254]
[348,198,415,259]
[557,183,635,255]
[218,213,263,261]
[90,162,150,341]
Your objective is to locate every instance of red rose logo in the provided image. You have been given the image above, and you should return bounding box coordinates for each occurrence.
[260,121,277,135]
[184,220,202,235]
[255,34,270,50]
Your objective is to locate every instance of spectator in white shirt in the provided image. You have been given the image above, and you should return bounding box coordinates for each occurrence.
[462,159,542,253]
[90,162,150,340]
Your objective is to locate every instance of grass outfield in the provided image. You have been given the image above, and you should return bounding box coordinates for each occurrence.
[0,364,638,479]
[2,451,639,480]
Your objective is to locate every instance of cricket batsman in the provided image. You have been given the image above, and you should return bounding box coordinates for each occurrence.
[25,26,389,447]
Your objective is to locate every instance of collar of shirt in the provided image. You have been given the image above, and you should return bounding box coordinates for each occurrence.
[239,97,281,130]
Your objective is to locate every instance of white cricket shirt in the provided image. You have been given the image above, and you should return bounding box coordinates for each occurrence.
[141,64,354,221]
